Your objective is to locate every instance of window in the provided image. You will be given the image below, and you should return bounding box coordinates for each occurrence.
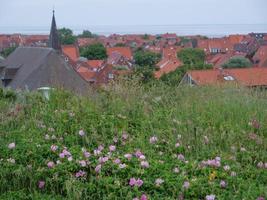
[108,73,114,79]
[223,76,235,81]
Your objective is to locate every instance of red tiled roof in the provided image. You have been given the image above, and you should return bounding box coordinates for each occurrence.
[253,46,267,67]
[77,38,98,47]
[107,47,132,60]
[62,45,80,62]
[155,58,182,79]
[187,68,267,86]
[228,35,245,44]
[86,60,104,68]
[77,66,96,81]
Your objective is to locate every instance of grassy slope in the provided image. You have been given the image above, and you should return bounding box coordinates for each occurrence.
[0,83,266,200]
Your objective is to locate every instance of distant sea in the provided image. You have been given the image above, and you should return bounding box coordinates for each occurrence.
[0,24,267,37]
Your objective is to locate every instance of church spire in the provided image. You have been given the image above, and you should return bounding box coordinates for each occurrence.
[48,10,61,51]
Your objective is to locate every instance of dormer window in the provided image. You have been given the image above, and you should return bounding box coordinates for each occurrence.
[108,73,114,79]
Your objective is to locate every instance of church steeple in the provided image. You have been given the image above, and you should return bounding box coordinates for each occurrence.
[48,10,61,51]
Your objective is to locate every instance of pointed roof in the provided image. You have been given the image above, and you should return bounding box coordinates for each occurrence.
[48,10,61,51]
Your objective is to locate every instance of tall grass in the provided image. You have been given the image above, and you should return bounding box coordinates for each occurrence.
[0,82,266,199]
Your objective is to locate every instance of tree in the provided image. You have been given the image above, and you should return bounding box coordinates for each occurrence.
[134,65,155,83]
[114,43,126,47]
[177,48,205,65]
[0,46,17,58]
[134,50,161,67]
[160,63,212,86]
[222,57,252,68]
[80,43,107,60]
[58,28,76,45]
[78,30,97,38]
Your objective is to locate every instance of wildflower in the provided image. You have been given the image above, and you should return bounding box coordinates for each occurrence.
[94,149,102,156]
[98,145,104,151]
[124,153,132,160]
[240,147,246,152]
[51,135,56,140]
[113,137,118,143]
[119,163,127,169]
[177,154,185,161]
[79,160,87,167]
[38,181,45,189]
[113,158,121,164]
[48,127,55,132]
[175,142,180,148]
[7,158,15,164]
[206,194,216,200]
[149,136,158,144]
[201,157,221,168]
[129,178,143,187]
[8,142,16,149]
[209,171,217,181]
[173,167,180,173]
[56,160,61,165]
[133,198,139,200]
[223,165,230,171]
[159,160,164,164]
[141,161,149,168]
[122,132,128,140]
[257,197,265,200]
[230,171,237,177]
[155,178,164,186]
[75,170,87,178]
[159,151,163,156]
[50,144,58,152]
[62,149,71,157]
[140,194,148,200]
[79,130,85,137]
[135,150,144,158]
[44,134,50,140]
[257,162,264,168]
[183,181,190,189]
[109,145,116,152]
[83,151,91,158]
[220,180,227,188]
[177,134,182,139]
[47,161,55,168]
[250,119,260,129]
[98,156,109,164]
[95,164,101,173]
[59,153,65,158]
[139,155,146,160]
[68,156,73,162]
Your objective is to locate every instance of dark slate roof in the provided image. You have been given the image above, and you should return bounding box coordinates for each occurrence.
[1,47,90,94]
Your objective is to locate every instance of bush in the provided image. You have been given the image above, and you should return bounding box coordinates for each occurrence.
[134,50,161,67]
[222,57,252,68]
[80,43,107,60]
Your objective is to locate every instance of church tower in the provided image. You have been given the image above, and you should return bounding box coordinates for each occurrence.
[48,10,61,51]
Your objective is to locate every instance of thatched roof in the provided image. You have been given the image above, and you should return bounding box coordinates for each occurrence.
[1,47,90,94]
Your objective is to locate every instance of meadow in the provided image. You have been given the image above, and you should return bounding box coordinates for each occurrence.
[0,82,266,200]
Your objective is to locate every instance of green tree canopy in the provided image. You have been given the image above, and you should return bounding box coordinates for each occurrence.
[78,30,97,38]
[222,57,252,69]
[177,48,205,65]
[58,28,76,45]
[134,50,161,67]
[80,43,107,60]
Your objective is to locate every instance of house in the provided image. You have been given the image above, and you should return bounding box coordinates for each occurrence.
[24,35,49,47]
[253,45,267,67]
[181,68,267,87]
[62,45,80,62]
[77,38,98,47]
[198,38,234,54]
[107,47,133,60]
[0,10,89,94]
[107,51,132,69]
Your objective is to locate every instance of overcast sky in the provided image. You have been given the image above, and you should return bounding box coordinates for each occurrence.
[0,0,266,28]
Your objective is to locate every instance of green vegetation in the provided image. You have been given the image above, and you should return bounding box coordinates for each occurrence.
[114,43,127,47]
[0,83,266,199]
[78,30,98,38]
[80,43,107,60]
[222,57,252,69]
[134,50,161,67]
[58,28,76,45]
[160,48,212,86]
[0,46,17,58]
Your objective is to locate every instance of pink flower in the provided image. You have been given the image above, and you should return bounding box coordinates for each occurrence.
[119,163,127,169]
[113,137,118,143]
[59,153,65,158]
[38,181,45,189]
[177,154,185,161]
[75,170,86,178]
[206,194,216,200]
[124,153,132,160]
[79,160,87,167]
[141,161,149,168]
[62,149,71,157]
[47,161,55,168]
[129,178,143,187]
[220,180,227,188]
[95,164,101,173]
[183,181,190,189]
[257,162,264,168]
[155,178,164,186]
[122,133,128,140]
[109,145,116,152]
[98,156,109,164]
[79,130,85,136]
[250,119,260,129]
[257,197,265,200]
[50,144,58,152]
[113,158,121,164]
[140,194,148,200]
[83,151,91,158]
[8,142,16,149]
[68,156,73,162]
[135,150,144,158]
[149,136,158,144]
[175,142,180,148]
